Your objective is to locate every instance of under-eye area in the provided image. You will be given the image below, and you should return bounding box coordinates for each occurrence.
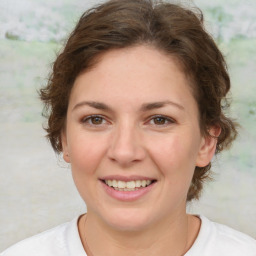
[100,179,157,191]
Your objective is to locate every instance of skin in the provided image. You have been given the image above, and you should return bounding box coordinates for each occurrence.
[61,45,219,255]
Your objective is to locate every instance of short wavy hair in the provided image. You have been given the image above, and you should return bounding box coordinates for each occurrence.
[40,0,238,201]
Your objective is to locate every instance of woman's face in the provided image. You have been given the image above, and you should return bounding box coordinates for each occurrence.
[62,45,216,231]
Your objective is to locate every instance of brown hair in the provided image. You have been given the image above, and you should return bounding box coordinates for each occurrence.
[40,0,238,201]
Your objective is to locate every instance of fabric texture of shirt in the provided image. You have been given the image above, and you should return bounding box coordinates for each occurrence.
[1,215,256,256]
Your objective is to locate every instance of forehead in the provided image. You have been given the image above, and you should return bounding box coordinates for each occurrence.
[70,45,197,111]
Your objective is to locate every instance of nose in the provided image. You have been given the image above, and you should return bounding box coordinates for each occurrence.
[107,122,146,167]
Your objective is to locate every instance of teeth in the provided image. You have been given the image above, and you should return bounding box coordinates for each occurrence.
[135,180,141,187]
[104,179,153,190]
[127,181,135,189]
[107,180,112,186]
[117,180,126,189]
[115,187,140,191]
[112,180,118,188]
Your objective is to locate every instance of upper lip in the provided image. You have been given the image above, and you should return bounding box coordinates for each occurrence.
[100,175,156,182]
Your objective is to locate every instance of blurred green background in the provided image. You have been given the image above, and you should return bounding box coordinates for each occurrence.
[0,0,256,251]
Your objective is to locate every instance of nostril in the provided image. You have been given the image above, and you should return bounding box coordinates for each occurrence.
[106,130,146,165]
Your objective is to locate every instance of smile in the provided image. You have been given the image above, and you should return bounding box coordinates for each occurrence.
[104,179,154,191]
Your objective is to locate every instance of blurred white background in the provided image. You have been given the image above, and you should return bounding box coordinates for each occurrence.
[1,0,256,251]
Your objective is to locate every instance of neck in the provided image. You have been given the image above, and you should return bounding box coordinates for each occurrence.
[78,211,200,256]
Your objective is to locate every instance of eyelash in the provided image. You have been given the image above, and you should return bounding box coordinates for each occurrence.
[81,115,175,127]
[147,115,175,126]
[81,115,109,126]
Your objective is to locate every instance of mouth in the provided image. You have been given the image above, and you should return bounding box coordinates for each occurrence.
[101,179,156,191]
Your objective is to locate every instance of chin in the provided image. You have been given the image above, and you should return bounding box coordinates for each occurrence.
[101,208,154,232]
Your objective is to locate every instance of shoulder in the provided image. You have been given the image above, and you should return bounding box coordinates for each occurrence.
[212,219,256,254]
[0,217,85,256]
[0,222,69,256]
[187,215,256,256]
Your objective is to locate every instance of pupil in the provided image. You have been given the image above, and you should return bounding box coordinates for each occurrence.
[154,117,165,125]
[92,117,102,124]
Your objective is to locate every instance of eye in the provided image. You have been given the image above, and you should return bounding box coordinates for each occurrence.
[82,115,107,126]
[148,115,175,126]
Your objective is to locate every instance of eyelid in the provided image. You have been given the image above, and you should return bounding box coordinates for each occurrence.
[80,114,175,127]
[146,114,176,126]
[81,114,110,125]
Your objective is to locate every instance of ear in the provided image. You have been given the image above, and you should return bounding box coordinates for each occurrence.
[196,126,221,167]
[61,130,71,163]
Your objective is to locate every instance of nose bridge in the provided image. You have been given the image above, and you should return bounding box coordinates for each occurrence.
[107,118,145,165]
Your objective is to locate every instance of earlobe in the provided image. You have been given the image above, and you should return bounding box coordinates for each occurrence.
[61,131,71,163]
[63,151,71,163]
[196,126,221,167]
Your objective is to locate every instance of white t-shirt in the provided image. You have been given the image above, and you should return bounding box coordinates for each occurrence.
[1,215,256,256]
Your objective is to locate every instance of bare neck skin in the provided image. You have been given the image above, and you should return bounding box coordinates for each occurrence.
[78,210,201,256]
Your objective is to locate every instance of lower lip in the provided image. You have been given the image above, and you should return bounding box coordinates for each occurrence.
[101,181,156,202]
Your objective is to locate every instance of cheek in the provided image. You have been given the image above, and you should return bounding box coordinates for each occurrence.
[146,135,196,205]
[67,133,109,204]
[68,132,108,176]
[146,134,198,179]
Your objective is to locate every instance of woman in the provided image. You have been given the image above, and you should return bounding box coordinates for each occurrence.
[2,0,256,255]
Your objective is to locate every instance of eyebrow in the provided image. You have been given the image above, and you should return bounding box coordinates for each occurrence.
[72,100,184,112]
[140,101,184,111]
[72,101,112,112]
